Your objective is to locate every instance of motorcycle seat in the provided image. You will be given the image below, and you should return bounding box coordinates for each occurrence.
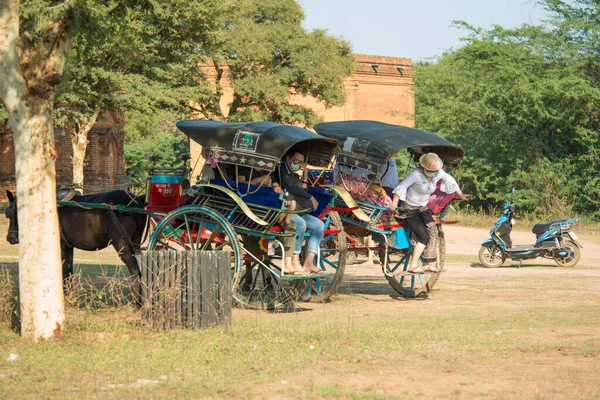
[531,219,569,234]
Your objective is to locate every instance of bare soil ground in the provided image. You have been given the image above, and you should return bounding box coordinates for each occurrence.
[234,225,600,399]
[1,224,599,398]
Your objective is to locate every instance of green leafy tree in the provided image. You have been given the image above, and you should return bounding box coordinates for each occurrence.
[124,129,189,180]
[415,1,600,219]
[53,0,220,191]
[0,0,220,341]
[195,0,355,126]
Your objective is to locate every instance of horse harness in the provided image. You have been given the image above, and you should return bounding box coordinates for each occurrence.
[57,197,140,252]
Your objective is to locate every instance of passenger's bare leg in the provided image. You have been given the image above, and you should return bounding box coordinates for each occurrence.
[366,235,374,263]
[283,254,307,275]
[303,252,320,273]
[408,242,426,273]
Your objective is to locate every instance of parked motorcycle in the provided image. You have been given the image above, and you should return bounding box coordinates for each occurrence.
[478,190,582,268]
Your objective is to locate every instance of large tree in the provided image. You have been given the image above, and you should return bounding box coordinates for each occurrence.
[53,0,220,191]
[0,0,69,341]
[0,0,221,341]
[195,0,355,125]
[415,0,600,219]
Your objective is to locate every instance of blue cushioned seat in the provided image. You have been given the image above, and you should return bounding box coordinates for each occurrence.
[209,178,283,209]
[307,186,334,217]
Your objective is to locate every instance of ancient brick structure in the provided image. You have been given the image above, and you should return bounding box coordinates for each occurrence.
[190,53,414,180]
[0,117,126,200]
[1,54,413,199]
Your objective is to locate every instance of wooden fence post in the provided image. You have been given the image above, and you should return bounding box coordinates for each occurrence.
[137,250,232,329]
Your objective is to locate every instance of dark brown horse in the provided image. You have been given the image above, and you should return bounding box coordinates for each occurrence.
[5,190,147,304]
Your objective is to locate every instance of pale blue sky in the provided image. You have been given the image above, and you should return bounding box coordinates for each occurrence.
[298,0,549,62]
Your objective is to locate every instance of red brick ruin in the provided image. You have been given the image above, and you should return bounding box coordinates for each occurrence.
[1,54,413,200]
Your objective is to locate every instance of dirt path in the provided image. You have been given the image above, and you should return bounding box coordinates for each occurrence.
[252,225,600,399]
[2,224,599,398]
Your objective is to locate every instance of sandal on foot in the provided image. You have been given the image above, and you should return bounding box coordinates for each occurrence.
[425,266,442,273]
[310,269,328,275]
[284,270,307,276]
[407,266,425,274]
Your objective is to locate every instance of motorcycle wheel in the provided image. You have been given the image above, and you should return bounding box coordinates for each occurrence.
[478,245,506,268]
[554,240,580,267]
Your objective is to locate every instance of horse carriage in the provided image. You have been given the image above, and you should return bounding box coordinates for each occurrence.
[5,119,464,308]
[309,120,465,297]
[148,120,348,309]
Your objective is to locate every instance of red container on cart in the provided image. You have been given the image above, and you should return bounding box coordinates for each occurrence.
[146,170,186,212]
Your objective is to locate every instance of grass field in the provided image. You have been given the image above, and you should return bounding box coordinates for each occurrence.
[1,216,599,398]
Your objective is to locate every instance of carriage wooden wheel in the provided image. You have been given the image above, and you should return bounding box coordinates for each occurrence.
[237,243,307,310]
[297,210,347,302]
[147,205,247,305]
[382,224,446,297]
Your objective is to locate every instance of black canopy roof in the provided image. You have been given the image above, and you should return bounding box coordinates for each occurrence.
[313,120,464,167]
[176,120,338,169]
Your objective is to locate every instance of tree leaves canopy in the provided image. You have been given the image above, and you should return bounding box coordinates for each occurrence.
[415,0,600,219]
[54,0,222,139]
[199,0,355,126]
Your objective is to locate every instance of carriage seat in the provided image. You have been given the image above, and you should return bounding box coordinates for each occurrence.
[209,178,284,209]
[307,186,334,218]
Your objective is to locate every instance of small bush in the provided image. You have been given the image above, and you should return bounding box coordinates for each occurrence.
[0,268,18,331]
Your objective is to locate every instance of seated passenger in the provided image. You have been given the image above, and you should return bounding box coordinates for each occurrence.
[334,163,393,215]
[237,166,301,275]
[377,156,399,198]
[237,166,273,186]
[279,147,325,275]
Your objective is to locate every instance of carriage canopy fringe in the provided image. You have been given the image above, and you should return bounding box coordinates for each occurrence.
[314,120,465,167]
[176,120,338,171]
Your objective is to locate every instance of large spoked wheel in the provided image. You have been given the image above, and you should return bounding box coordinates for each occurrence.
[382,225,446,298]
[147,205,242,301]
[236,238,305,311]
[478,244,506,268]
[298,211,347,302]
[554,240,580,267]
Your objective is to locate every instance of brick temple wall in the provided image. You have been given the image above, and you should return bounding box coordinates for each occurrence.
[190,53,414,180]
[0,117,125,201]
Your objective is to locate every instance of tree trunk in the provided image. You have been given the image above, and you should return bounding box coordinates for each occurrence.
[71,106,99,194]
[71,131,88,194]
[12,95,65,342]
[0,0,69,341]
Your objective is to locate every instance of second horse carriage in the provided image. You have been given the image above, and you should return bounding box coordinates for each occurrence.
[310,120,465,298]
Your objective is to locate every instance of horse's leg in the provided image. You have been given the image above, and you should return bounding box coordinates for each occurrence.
[113,242,142,308]
[61,244,74,292]
[242,260,253,291]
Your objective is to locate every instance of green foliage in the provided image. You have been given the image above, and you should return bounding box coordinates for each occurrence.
[415,0,600,220]
[0,100,7,123]
[53,0,222,138]
[124,130,188,179]
[199,0,355,126]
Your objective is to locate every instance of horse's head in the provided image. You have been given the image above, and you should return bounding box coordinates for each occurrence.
[4,190,19,245]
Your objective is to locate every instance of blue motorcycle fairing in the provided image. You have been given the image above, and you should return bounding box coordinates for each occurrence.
[481,238,496,247]
[535,226,561,245]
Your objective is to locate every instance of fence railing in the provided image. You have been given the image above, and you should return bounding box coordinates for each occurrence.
[137,250,232,329]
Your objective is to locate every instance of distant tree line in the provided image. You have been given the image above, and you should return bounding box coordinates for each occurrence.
[415,0,600,220]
